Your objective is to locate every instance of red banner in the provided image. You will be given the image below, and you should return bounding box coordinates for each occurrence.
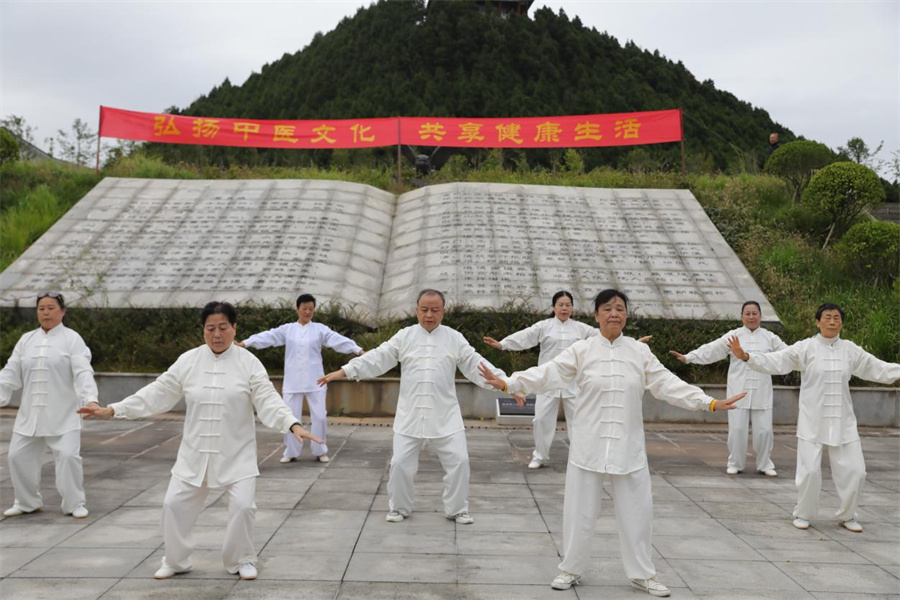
[100,106,682,149]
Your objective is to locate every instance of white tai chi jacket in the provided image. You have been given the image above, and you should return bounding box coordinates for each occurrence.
[685,326,787,409]
[109,344,297,487]
[506,335,714,475]
[244,321,362,394]
[0,324,98,437]
[342,324,505,439]
[499,317,598,398]
[747,335,900,446]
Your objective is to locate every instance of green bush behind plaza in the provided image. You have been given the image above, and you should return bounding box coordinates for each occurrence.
[1,156,897,385]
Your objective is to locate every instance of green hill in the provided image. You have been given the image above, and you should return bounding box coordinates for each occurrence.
[151,0,793,171]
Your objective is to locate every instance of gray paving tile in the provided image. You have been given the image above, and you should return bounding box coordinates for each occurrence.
[355,527,455,554]
[344,552,457,583]
[264,526,359,554]
[667,558,806,592]
[336,581,457,599]
[103,579,238,599]
[738,535,871,564]
[225,581,340,599]
[840,541,900,566]
[298,491,375,511]
[695,501,793,519]
[11,547,154,578]
[456,531,558,556]
[652,533,763,560]
[283,508,368,530]
[458,583,577,599]
[254,551,351,581]
[0,522,88,546]
[58,523,163,548]
[776,563,900,594]
[0,546,47,577]
[458,555,561,585]
[0,577,119,600]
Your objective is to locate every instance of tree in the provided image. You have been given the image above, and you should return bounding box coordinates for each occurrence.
[0,128,20,164]
[764,140,834,202]
[836,220,900,286]
[837,137,885,175]
[57,118,97,167]
[1,115,35,145]
[802,161,886,248]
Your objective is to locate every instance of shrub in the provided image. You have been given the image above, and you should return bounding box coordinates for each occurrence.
[802,161,886,247]
[836,220,900,285]
[0,129,20,165]
[764,140,835,202]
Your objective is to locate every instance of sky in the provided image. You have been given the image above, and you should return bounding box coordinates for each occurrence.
[1,0,897,170]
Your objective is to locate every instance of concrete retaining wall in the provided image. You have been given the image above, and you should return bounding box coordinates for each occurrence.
[6,374,898,427]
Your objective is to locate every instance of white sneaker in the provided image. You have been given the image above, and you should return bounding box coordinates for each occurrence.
[279,456,295,463]
[452,511,474,525]
[527,459,543,469]
[631,576,671,597]
[154,566,190,579]
[386,510,405,522]
[238,563,257,580]
[71,505,89,518]
[550,571,581,590]
[840,519,863,533]
[3,506,26,517]
[763,469,778,477]
[317,454,330,463]
[726,467,740,475]
[793,517,810,530]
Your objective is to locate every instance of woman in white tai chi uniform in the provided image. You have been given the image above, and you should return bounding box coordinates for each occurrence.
[79,301,322,581]
[483,291,598,469]
[318,289,507,525]
[670,300,787,476]
[0,292,98,519]
[728,302,900,533]
[239,293,363,464]
[480,290,744,596]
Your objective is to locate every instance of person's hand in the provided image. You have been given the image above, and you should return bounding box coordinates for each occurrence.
[726,336,749,361]
[478,362,507,391]
[668,350,687,363]
[291,424,324,445]
[512,394,526,408]
[357,350,366,356]
[482,336,502,350]
[317,369,346,387]
[637,335,652,344]
[712,392,746,411]
[77,403,114,419]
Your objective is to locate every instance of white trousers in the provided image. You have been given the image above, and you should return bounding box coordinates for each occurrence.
[532,394,574,464]
[794,439,866,522]
[8,430,85,514]
[727,408,775,472]
[388,430,469,518]
[160,475,257,574]
[559,463,656,580]
[283,390,328,458]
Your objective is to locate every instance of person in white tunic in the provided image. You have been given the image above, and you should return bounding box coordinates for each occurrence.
[318,289,508,525]
[670,300,787,477]
[479,290,744,596]
[483,291,598,469]
[238,293,363,464]
[0,292,99,519]
[78,301,322,581]
[727,302,900,533]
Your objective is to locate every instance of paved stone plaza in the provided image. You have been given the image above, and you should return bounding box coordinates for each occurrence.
[1,413,898,599]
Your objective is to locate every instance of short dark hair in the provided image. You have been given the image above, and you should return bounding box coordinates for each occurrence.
[552,290,574,306]
[815,302,845,321]
[741,301,761,314]
[201,301,237,326]
[593,289,629,312]
[36,292,65,310]
[417,289,446,306]
[296,293,316,308]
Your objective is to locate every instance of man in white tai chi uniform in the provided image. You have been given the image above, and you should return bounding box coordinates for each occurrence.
[318,289,507,525]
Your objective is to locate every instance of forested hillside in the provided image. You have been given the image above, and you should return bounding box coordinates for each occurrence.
[151,0,793,171]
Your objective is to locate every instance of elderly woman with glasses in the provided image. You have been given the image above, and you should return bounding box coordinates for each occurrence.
[0,292,99,519]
